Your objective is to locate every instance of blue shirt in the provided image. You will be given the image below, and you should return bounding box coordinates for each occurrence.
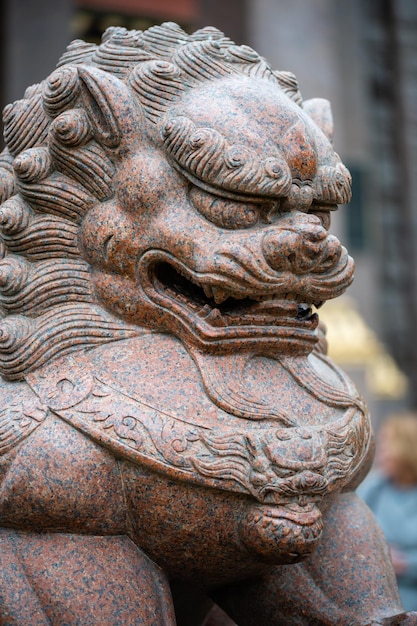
[358,472,417,611]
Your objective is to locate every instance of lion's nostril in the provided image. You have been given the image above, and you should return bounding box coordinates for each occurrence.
[262,230,300,272]
[262,223,343,275]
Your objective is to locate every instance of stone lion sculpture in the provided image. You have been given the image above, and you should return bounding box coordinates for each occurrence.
[0,21,415,626]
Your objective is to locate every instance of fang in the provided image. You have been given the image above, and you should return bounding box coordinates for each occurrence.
[206,308,226,327]
[212,287,229,304]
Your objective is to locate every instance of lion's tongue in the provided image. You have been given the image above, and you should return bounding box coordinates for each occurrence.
[197,298,301,327]
[224,298,298,318]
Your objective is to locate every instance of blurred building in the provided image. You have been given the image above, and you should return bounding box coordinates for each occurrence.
[1,0,416,425]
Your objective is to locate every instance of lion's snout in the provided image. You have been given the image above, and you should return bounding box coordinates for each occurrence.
[262,214,342,275]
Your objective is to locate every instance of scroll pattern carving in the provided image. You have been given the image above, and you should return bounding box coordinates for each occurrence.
[0,400,48,454]
[26,350,370,504]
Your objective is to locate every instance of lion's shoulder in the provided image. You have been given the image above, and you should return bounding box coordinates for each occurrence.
[0,376,48,456]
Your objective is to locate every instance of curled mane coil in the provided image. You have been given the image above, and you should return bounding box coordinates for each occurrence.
[130,61,185,124]
[91,29,154,78]
[17,172,94,224]
[0,304,139,380]
[0,196,31,234]
[13,148,53,184]
[141,22,190,58]
[57,40,98,67]
[0,210,79,261]
[0,256,30,295]
[43,66,80,117]
[3,97,49,157]
[0,151,16,203]
[50,139,115,201]
[0,257,94,316]
[190,26,233,47]
[173,40,235,86]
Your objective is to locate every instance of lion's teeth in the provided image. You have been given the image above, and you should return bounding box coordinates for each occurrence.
[198,304,212,318]
[203,285,213,299]
[212,287,229,304]
[206,308,225,326]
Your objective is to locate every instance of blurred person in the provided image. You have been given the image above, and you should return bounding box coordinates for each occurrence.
[358,413,417,610]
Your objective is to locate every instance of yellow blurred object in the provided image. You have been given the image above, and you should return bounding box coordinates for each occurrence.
[319,297,408,399]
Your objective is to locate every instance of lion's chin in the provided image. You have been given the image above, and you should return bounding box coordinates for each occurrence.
[239,503,324,564]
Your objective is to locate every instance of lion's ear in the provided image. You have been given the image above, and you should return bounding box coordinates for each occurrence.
[302,98,334,144]
[78,66,141,149]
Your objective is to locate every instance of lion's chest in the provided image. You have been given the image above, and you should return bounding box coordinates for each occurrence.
[26,336,365,500]
[19,335,370,579]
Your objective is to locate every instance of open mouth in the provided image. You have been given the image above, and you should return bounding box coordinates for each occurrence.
[151,260,319,330]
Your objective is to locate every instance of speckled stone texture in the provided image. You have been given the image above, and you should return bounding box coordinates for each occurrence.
[0,20,416,626]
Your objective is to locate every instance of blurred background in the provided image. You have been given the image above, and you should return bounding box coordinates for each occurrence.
[1,0,416,431]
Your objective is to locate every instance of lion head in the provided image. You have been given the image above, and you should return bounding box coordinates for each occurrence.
[0,22,353,380]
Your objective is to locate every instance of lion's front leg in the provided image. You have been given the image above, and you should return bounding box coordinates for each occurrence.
[0,528,176,625]
[212,492,417,626]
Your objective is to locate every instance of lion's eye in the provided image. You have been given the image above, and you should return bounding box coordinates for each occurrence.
[189,187,260,229]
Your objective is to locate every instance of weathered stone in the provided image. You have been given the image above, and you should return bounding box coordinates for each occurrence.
[0,21,415,625]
